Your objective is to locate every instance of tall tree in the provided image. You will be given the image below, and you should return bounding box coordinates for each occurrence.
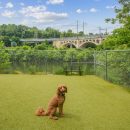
[103,0,130,49]
[105,0,130,28]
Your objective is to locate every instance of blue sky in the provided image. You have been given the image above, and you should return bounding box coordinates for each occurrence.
[0,0,120,33]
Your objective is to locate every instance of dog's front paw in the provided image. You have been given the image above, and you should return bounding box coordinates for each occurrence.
[59,113,64,117]
[49,116,58,120]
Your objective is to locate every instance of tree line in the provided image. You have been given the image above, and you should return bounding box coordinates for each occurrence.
[0,24,84,47]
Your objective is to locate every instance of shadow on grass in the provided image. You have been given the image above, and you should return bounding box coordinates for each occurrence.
[61,113,80,120]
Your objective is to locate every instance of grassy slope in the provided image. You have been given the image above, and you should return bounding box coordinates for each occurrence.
[0,74,130,130]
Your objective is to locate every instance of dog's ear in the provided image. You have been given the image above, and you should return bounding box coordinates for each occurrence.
[66,86,67,93]
[64,86,67,93]
[57,85,62,95]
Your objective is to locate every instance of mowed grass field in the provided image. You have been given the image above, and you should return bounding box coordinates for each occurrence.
[0,74,130,130]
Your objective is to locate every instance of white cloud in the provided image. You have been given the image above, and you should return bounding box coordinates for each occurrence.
[106,5,115,9]
[20,5,47,16]
[46,0,64,5]
[76,9,82,14]
[5,2,14,8]
[34,12,68,23]
[1,10,15,18]
[20,5,68,23]
[89,8,97,13]
[76,9,87,14]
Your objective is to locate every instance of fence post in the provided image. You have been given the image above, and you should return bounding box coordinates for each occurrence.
[45,55,48,75]
[105,51,108,80]
[94,51,96,75]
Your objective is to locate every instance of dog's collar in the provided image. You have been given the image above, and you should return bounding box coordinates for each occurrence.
[61,93,65,96]
[58,93,65,96]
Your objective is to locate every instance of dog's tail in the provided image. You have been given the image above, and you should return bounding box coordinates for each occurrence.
[35,107,46,116]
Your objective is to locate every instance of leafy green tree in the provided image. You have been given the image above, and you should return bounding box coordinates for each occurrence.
[78,31,84,36]
[11,36,21,46]
[34,43,48,50]
[66,29,73,37]
[105,0,130,28]
[102,27,130,49]
[64,49,78,61]
[0,44,11,72]
[0,41,4,48]
[0,36,10,47]
[43,27,60,38]
[34,41,54,50]
[103,0,130,49]
[22,45,31,50]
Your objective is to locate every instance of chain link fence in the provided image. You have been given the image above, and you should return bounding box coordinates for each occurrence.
[0,49,94,75]
[95,50,130,86]
[0,49,130,86]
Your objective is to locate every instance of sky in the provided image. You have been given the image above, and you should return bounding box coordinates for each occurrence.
[0,0,120,33]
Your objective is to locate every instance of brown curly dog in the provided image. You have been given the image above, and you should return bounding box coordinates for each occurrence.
[35,84,67,120]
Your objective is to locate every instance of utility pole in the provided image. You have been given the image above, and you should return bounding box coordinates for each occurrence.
[98,27,108,37]
[77,20,79,39]
[98,27,102,37]
[83,21,85,36]
[105,28,108,35]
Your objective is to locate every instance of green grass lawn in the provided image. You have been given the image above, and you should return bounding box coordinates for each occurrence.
[0,74,130,130]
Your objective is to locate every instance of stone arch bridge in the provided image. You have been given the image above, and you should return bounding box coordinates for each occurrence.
[53,37,105,48]
[20,36,106,49]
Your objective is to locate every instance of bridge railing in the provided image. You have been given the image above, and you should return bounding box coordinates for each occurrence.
[20,35,106,42]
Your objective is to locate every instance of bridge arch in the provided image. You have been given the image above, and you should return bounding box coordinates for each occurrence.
[79,42,96,48]
[63,42,77,48]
